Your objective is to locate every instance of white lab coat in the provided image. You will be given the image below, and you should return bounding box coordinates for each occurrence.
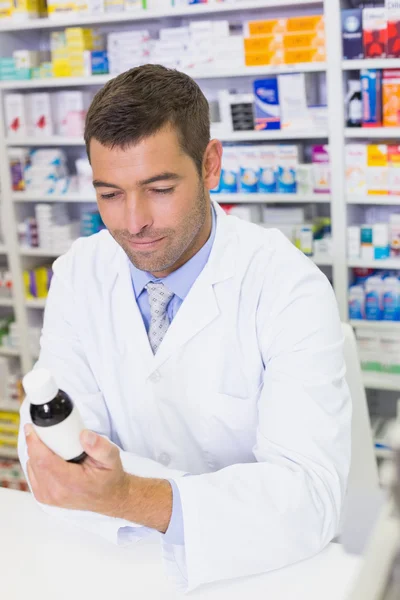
[18,201,351,592]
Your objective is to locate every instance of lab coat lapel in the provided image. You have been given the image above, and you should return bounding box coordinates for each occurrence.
[110,248,155,375]
[152,202,237,370]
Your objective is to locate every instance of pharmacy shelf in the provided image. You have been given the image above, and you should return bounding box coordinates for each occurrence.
[342,59,400,71]
[0,62,326,90]
[216,193,330,204]
[0,401,20,413]
[13,192,96,203]
[26,298,46,309]
[0,447,18,459]
[218,130,328,142]
[311,255,333,267]
[345,128,400,139]
[348,258,400,270]
[7,129,328,146]
[0,0,323,32]
[347,195,400,206]
[13,192,330,204]
[363,372,400,392]
[19,247,65,257]
[0,298,14,308]
[351,320,400,332]
[7,137,84,147]
[0,347,20,357]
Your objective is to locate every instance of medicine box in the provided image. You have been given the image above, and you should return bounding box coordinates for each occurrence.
[341,9,364,60]
[238,147,259,194]
[253,77,281,131]
[363,8,388,58]
[278,73,312,131]
[388,145,400,195]
[312,145,330,193]
[286,15,324,33]
[277,145,300,194]
[282,31,325,50]
[244,35,282,54]
[345,144,367,195]
[4,94,29,137]
[387,4,400,57]
[246,19,286,36]
[245,51,283,67]
[367,144,388,195]
[283,48,326,64]
[218,146,239,194]
[361,69,382,127]
[258,146,278,193]
[29,93,54,136]
[383,69,400,127]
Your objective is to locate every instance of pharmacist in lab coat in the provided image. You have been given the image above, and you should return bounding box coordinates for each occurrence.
[18,65,351,592]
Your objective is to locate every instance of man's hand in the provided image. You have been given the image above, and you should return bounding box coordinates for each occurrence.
[25,424,173,533]
[25,424,131,517]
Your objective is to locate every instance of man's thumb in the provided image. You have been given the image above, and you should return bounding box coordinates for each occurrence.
[80,430,117,467]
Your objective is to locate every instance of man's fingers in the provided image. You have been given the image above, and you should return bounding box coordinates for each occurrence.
[80,430,119,468]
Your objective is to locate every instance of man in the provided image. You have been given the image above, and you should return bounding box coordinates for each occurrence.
[19,65,351,592]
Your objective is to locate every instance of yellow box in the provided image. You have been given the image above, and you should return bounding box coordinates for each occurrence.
[283,31,325,50]
[286,15,324,33]
[284,47,326,64]
[244,35,283,53]
[0,425,19,437]
[34,267,50,298]
[13,0,40,17]
[52,58,72,77]
[0,437,18,448]
[245,50,284,67]
[0,411,19,427]
[47,2,77,16]
[248,18,286,36]
[0,0,13,18]
[383,70,400,128]
[367,144,388,195]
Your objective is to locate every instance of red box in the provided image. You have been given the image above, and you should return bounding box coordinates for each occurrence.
[388,10,400,57]
[363,8,388,58]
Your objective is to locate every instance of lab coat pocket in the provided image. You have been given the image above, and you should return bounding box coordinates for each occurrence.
[204,392,258,469]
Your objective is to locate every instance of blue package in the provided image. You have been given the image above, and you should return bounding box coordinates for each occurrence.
[258,147,278,193]
[383,277,400,321]
[217,147,239,193]
[361,69,382,127]
[239,147,259,193]
[365,276,384,320]
[253,77,281,131]
[349,285,365,319]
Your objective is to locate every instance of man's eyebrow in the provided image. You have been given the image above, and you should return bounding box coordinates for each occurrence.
[93,180,122,189]
[138,172,182,186]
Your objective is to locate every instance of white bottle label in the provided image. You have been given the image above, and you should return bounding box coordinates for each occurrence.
[349,98,362,122]
[33,406,85,461]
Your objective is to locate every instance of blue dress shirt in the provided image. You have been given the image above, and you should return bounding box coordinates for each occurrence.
[129,207,216,546]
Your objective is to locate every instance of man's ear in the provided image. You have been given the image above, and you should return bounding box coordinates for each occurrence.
[203,139,223,191]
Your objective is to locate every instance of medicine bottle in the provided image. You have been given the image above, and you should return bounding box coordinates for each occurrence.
[22,368,87,463]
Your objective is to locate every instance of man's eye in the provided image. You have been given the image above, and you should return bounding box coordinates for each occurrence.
[100,192,119,200]
[153,188,174,195]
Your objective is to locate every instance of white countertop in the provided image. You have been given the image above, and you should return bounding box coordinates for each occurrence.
[0,487,362,600]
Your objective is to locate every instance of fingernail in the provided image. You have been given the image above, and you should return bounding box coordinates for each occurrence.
[83,430,97,447]
[25,424,33,437]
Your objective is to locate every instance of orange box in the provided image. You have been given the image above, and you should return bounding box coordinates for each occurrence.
[286,15,324,33]
[383,69,400,127]
[244,35,283,53]
[283,31,325,50]
[245,50,284,67]
[247,18,286,36]
[284,47,326,64]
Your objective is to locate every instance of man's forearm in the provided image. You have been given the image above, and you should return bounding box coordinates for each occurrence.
[111,474,173,533]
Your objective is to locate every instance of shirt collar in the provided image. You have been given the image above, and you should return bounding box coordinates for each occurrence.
[130,206,216,302]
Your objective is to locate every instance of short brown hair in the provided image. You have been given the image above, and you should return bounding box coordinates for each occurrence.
[84,64,211,175]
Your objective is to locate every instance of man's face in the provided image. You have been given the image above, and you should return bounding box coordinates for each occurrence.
[90,125,219,277]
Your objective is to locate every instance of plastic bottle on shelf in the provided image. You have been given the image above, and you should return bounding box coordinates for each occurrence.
[22,368,87,464]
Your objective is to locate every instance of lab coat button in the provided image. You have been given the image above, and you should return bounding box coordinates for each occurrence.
[150,371,161,383]
[159,453,171,466]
